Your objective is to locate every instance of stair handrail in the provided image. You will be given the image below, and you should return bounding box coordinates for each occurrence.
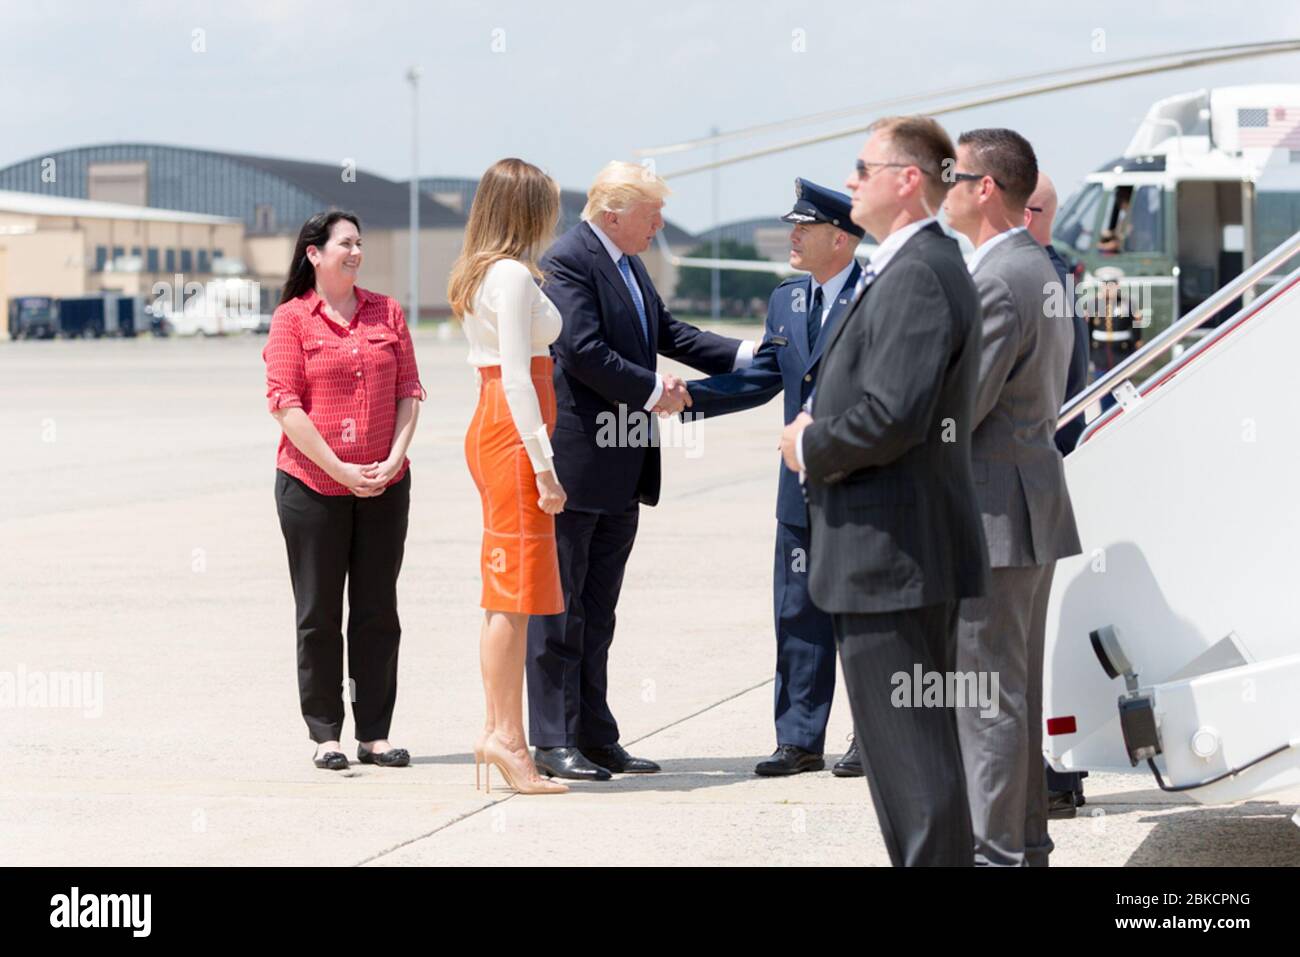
[1057,228,1300,431]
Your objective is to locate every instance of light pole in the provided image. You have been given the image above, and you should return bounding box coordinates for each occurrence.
[710,124,720,322]
[406,65,423,328]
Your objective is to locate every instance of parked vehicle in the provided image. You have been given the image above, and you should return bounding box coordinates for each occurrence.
[7,296,58,339]
[56,293,146,338]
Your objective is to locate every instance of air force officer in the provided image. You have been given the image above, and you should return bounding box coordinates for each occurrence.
[685,180,864,777]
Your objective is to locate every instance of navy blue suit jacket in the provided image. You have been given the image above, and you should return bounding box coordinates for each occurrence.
[1047,244,1088,454]
[684,262,862,528]
[542,222,743,513]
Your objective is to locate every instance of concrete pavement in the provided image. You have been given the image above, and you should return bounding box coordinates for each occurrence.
[2,329,1298,866]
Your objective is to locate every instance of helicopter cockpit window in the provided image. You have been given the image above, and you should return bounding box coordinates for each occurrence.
[1122,185,1164,253]
[1055,183,1103,252]
[1097,186,1134,253]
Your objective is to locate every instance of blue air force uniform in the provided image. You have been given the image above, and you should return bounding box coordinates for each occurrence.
[685,179,863,757]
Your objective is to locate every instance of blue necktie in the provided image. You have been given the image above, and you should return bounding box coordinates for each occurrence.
[807,285,825,353]
[617,255,650,346]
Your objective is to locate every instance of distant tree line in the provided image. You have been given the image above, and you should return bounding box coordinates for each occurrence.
[673,239,782,318]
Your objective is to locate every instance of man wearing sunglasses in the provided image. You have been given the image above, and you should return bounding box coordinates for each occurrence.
[779,116,988,866]
[942,128,1081,867]
[1024,173,1090,459]
[1024,171,1091,817]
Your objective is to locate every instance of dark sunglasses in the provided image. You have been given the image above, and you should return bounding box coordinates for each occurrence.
[855,159,935,179]
[951,171,1006,190]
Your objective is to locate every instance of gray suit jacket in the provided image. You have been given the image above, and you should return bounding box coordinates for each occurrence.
[802,222,990,615]
[969,229,1082,567]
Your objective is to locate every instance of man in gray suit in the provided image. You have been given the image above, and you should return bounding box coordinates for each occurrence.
[780,115,989,866]
[942,128,1082,867]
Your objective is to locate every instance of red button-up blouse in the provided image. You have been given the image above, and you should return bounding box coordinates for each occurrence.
[264,286,426,495]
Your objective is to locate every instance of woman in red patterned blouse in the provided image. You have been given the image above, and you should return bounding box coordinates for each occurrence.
[263,210,425,771]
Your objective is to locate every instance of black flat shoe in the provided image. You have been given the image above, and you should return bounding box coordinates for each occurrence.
[534,746,612,781]
[755,744,825,776]
[580,742,660,774]
[831,737,863,777]
[313,750,348,771]
[358,745,409,767]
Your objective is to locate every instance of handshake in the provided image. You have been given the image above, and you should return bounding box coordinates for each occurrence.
[651,373,694,416]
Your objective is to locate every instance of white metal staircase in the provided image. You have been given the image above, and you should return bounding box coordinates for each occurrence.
[1044,231,1300,803]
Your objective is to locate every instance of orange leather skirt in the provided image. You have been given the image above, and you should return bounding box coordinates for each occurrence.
[464,356,564,615]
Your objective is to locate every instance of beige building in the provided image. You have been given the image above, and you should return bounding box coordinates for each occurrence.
[0,190,244,338]
[0,144,469,328]
[1,147,708,335]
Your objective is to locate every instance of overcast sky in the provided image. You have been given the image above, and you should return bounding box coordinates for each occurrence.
[4,0,1300,235]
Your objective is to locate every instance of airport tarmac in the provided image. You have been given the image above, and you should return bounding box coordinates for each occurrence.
[3,328,1299,867]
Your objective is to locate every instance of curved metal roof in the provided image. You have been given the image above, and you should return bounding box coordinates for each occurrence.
[0,188,239,224]
[0,143,464,232]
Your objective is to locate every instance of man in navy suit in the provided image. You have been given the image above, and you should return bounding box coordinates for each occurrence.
[526,161,754,781]
[1025,173,1089,458]
[685,179,865,777]
[1025,171,1090,815]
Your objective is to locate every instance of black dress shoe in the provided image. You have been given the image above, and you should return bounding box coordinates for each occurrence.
[313,750,348,771]
[755,744,825,776]
[831,737,863,777]
[580,742,660,774]
[1048,789,1081,819]
[534,746,612,781]
[357,745,410,767]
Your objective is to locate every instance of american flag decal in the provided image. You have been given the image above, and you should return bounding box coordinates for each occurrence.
[1236,106,1300,148]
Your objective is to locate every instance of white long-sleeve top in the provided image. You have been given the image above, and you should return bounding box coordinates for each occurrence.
[462,258,563,473]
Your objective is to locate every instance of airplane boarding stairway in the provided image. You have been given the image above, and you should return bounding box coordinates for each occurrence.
[1044,231,1300,806]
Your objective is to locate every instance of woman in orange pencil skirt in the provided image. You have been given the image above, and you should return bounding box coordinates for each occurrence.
[466,359,563,613]
[449,157,567,795]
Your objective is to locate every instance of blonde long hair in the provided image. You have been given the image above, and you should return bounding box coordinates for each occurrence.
[447,158,560,318]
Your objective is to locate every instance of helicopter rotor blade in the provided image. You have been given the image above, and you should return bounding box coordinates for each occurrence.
[635,40,1300,159]
[647,39,1300,180]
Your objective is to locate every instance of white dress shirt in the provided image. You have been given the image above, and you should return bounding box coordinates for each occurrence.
[851,215,938,299]
[809,258,858,330]
[967,225,1026,274]
[587,220,755,410]
[461,258,563,473]
[795,216,938,470]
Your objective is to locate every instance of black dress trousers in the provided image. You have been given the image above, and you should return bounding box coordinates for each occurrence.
[525,505,640,749]
[833,600,975,867]
[275,469,410,743]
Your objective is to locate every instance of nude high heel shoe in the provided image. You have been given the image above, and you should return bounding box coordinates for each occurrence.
[482,733,568,795]
[474,730,489,790]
